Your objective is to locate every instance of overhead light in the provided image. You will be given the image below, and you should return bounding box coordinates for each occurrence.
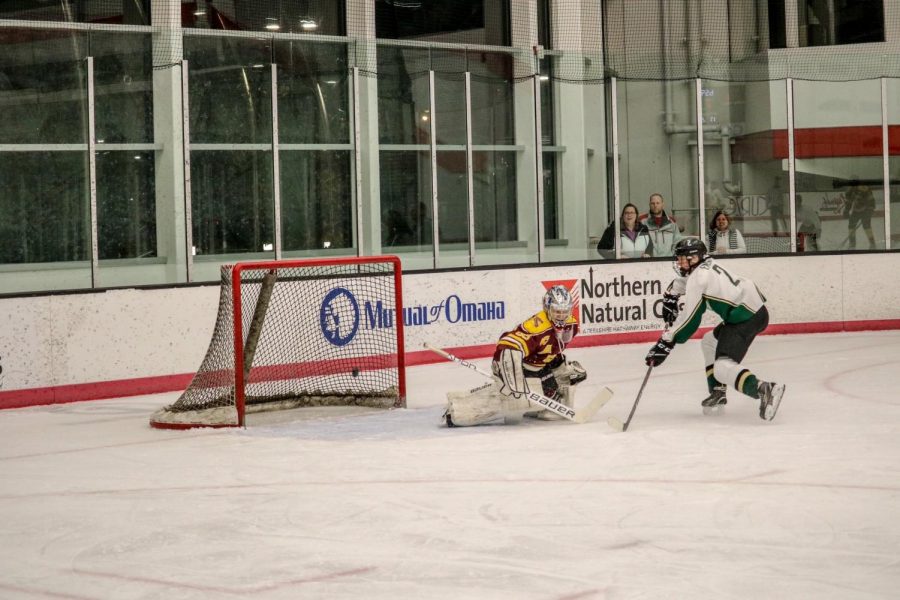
[263,243,273,251]
[300,19,318,31]
[324,80,338,85]
[194,10,205,17]
[539,74,550,81]
[265,23,281,30]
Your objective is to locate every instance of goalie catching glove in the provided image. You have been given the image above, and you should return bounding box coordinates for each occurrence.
[645,338,675,367]
[661,292,680,326]
[553,357,587,386]
[493,348,527,398]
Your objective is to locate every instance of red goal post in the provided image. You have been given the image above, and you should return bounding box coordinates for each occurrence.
[151,256,406,429]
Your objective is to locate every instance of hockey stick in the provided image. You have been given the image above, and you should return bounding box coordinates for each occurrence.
[607,364,653,432]
[424,343,612,424]
[836,220,862,250]
[608,324,671,432]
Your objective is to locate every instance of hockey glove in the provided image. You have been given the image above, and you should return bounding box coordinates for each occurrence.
[661,292,680,326]
[645,338,675,367]
[539,370,560,400]
[549,356,587,386]
[566,360,587,386]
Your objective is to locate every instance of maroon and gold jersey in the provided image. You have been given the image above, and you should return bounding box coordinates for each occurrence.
[492,310,579,370]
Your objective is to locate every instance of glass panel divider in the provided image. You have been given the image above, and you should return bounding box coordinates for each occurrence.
[882,77,891,250]
[270,63,282,260]
[533,73,545,262]
[787,78,797,253]
[465,71,475,266]
[428,70,439,269]
[352,66,363,256]
[87,56,99,286]
[610,76,621,260]
[181,59,194,282]
[695,78,706,235]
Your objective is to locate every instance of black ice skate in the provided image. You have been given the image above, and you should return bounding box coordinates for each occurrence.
[758,381,786,421]
[701,385,727,416]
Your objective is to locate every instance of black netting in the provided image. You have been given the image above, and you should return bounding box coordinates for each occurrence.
[600,0,899,82]
[3,1,896,81]
[151,259,402,427]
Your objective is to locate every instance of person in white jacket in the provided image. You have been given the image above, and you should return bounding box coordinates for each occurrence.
[707,210,746,255]
[597,203,654,259]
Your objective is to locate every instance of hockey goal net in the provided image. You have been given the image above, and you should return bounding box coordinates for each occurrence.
[150,256,406,429]
[743,233,792,254]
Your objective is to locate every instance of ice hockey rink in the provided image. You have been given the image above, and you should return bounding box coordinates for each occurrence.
[1,330,898,600]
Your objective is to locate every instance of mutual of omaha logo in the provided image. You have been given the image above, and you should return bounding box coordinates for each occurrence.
[320,287,360,347]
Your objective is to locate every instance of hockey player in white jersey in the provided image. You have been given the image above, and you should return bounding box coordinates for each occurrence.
[645,238,786,420]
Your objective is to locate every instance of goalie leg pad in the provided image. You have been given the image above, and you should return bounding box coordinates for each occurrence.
[495,348,527,398]
[444,380,531,427]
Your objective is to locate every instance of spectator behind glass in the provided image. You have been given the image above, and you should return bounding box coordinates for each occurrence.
[842,177,877,249]
[767,175,787,233]
[796,195,821,252]
[707,210,746,255]
[597,203,654,259]
[638,193,683,257]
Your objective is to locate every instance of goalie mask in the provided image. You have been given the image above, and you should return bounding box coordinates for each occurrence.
[673,237,709,276]
[542,285,574,328]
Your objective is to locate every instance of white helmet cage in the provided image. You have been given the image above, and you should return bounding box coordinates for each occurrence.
[542,285,574,328]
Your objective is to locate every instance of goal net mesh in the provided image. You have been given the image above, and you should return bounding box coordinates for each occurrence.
[151,259,403,428]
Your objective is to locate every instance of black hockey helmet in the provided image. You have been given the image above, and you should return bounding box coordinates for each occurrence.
[673,237,708,275]
[674,237,707,258]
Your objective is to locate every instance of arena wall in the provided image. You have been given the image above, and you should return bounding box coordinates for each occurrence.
[1,253,898,409]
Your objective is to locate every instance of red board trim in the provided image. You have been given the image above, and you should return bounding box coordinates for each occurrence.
[2,318,899,410]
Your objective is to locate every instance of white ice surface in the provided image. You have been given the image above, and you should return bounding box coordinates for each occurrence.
[1,331,899,600]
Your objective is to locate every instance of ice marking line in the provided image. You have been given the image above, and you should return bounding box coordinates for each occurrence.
[1,475,896,502]
[0,431,222,462]
[71,566,377,594]
[555,590,604,600]
[0,582,97,600]
[822,359,900,404]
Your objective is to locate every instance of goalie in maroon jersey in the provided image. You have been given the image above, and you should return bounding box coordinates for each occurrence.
[442,285,588,427]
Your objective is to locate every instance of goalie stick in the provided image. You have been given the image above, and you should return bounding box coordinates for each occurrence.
[424,343,612,424]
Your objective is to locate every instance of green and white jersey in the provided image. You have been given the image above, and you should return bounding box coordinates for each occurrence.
[663,258,766,345]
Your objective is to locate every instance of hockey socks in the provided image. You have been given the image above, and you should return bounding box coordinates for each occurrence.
[705,365,718,392]
[735,369,760,398]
